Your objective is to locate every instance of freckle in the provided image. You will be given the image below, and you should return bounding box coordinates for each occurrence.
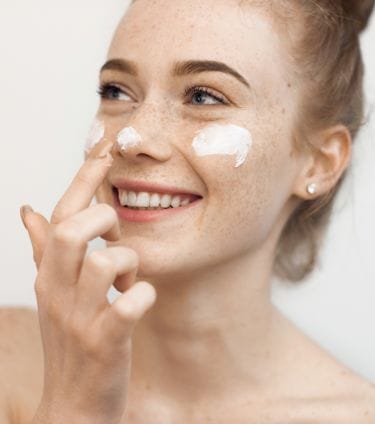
[282,108,285,114]
[287,82,291,88]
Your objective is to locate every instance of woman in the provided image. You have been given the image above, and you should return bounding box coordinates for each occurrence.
[2,0,375,422]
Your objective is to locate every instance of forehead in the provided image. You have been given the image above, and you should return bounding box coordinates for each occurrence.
[108,0,289,93]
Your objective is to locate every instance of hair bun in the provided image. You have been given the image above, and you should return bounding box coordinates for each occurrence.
[342,0,375,32]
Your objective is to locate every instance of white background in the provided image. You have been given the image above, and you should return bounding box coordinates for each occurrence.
[1,1,374,381]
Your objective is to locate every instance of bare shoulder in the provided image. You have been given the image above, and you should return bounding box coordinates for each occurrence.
[0,306,42,363]
[323,376,375,423]
[272,311,375,423]
[303,335,375,422]
[0,306,40,339]
[272,355,375,423]
[305,331,375,421]
[0,307,43,423]
[266,380,375,424]
[347,381,375,423]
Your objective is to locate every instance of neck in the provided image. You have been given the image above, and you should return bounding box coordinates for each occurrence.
[130,243,285,404]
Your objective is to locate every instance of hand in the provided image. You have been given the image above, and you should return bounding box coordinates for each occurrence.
[20,139,157,423]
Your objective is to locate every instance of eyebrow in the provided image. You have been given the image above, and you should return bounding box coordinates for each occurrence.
[100,59,138,76]
[173,60,250,89]
[100,58,251,89]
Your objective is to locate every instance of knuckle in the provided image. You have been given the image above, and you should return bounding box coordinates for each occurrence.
[117,247,139,267]
[45,298,64,323]
[66,317,103,358]
[75,173,92,188]
[81,335,103,359]
[113,299,139,322]
[50,204,70,224]
[96,203,117,220]
[34,279,46,299]
[126,248,139,265]
[64,318,89,346]
[86,251,114,274]
[52,223,85,247]
[66,318,85,340]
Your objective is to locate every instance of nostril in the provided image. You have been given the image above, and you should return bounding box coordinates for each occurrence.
[136,153,153,159]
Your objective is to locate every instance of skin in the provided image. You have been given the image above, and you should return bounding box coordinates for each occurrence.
[1,0,374,423]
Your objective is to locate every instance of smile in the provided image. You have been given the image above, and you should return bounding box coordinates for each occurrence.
[112,187,203,222]
[117,189,196,209]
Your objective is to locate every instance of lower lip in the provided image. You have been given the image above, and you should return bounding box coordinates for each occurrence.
[112,188,202,223]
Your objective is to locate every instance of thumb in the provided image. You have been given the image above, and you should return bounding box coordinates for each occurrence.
[20,205,50,268]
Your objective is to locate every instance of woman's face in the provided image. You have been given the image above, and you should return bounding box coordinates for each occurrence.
[95,0,305,282]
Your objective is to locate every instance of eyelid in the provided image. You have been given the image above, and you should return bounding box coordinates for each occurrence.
[98,82,232,106]
[183,85,230,105]
[98,82,135,101]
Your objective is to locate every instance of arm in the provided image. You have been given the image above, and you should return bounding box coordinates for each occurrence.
[0,307,42,424]
[20,138,156,424]
[0,395,11,424]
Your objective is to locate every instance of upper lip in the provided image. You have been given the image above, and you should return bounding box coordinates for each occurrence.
[111,178,203,198]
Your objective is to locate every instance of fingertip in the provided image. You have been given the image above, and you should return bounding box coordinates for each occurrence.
[24,212,50,269]
[19,205,34,230]
[90,138,115,160]
[139,281,157,304]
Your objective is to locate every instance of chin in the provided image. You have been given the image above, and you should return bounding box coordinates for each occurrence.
[107,236,195,284]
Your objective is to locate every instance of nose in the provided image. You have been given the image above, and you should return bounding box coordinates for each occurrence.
[113,102,174,164]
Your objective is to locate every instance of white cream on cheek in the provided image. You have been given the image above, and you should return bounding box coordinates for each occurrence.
[84,118,105,153]
[192,124,253,168]
[117,126,142,151]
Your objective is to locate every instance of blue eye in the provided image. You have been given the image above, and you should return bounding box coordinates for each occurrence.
[184,86,227,105]
[97,84,131,101]
[97,83,228,105]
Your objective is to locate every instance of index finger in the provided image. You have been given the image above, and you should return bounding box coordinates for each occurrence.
[50,138,115,225]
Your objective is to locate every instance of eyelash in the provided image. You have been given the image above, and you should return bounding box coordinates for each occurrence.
[97,83,228,105]
[97,84,127,101]
[183,85,228,105]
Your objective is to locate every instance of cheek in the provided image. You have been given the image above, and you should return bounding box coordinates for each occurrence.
[198,135,295,250]
[191,124,253,168]
[190,124,267,223]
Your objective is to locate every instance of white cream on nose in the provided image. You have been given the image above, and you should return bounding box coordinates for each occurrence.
[117,126,142,151]
[84,118,105,153]
[192,123,253,168]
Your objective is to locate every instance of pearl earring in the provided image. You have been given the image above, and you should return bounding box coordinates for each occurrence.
[306,183,317,195]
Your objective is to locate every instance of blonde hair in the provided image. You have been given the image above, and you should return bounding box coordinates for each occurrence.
[270,0,374,281]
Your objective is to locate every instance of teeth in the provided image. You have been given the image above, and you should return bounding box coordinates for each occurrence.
[160,194,172,208]
[118,189,193,209]
[119,190,128,206]
[127,191,138,207]
[150,193,161,207]
[171,195,181,208]
[136,192,150,207]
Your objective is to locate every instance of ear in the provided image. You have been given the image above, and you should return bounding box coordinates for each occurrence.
[293,124,352,200]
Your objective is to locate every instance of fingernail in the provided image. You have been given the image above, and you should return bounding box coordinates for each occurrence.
[20,205,34,228]
[103,153,114,167]
[95,139,114,159]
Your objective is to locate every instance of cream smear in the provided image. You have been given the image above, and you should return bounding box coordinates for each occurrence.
[117,126,142,151]
[192,124,253,168]
[84,118,105,153]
